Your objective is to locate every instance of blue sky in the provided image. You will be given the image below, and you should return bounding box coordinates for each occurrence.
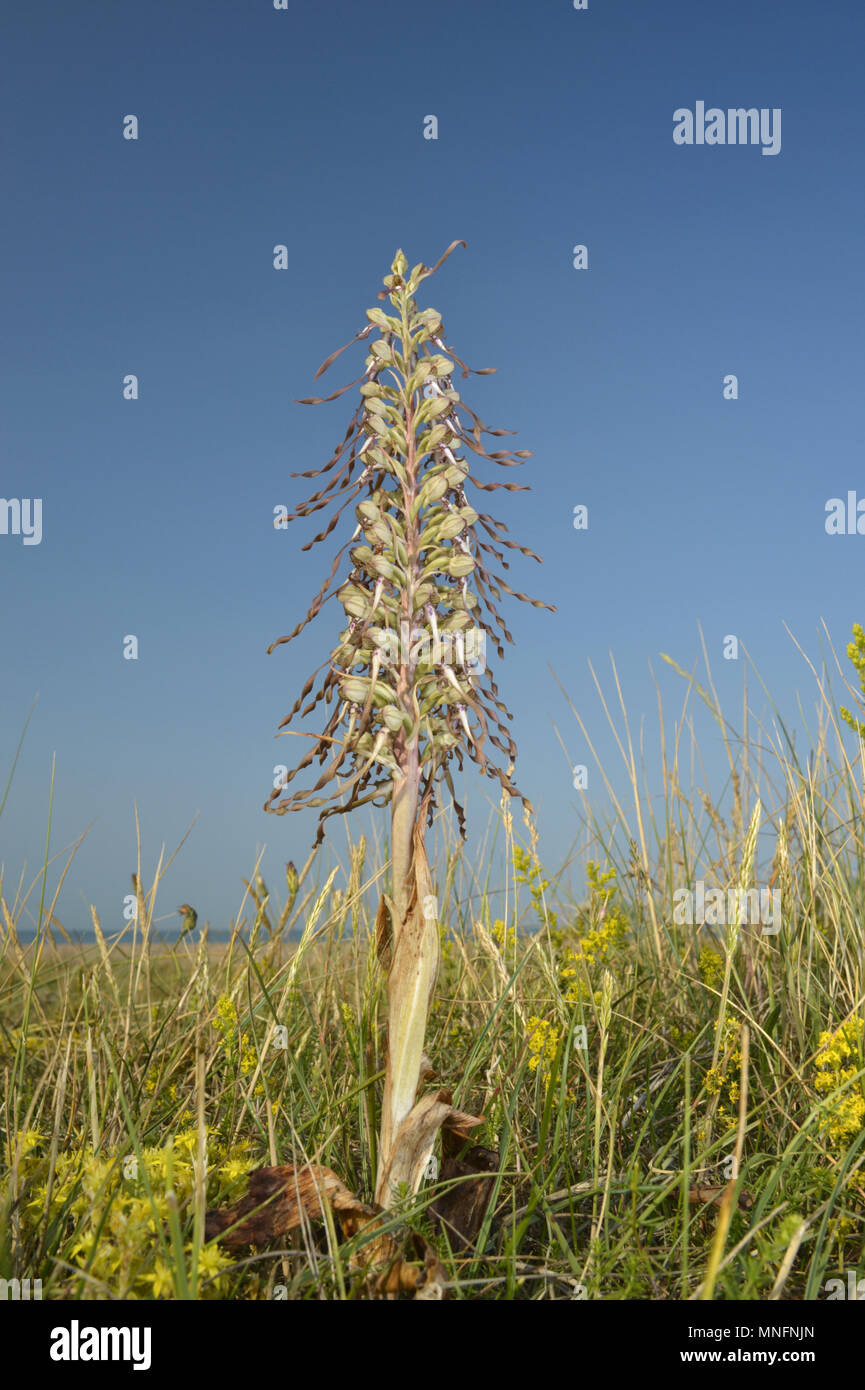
[2,1,864,937]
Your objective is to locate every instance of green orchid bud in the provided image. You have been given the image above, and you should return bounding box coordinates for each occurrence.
[436,514,466,541]
[420,550,450,579]
[370,555,396,580]
[337,587,370,620]
[447,553,476,578]
[440,611,472,631]
[413,583,434,609]
[414,307,442,331]
[364,520,392,548]
[382,704,408,733]
[340,676,370,704]
[420,424,449,455]
[455,588,478,610]
[418,473,449,506]
[429,356,454,376]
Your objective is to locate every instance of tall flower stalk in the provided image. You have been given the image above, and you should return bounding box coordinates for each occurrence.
[264,242,553,1208]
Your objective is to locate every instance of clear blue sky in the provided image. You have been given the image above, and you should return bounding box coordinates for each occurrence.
[2,1,864,937]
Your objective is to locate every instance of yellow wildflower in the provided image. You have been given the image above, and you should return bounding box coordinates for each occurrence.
[698,947,724,989]
[814,1018,865,1145]
[143,1261,174,1298]
[526,1016,560,1087]
[492,919,516,951]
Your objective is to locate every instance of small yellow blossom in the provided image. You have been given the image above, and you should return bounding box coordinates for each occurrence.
[526,1016,560,1087]
[220,1157,254,1184]
[214,995,238,1031]
[814,1018,865,1145]
[698,947,724,990]
[143,1261,174,1298]
[13,1129,44,1159]
[492,919,516,951]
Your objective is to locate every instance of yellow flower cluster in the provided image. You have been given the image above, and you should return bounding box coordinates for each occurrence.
[492,918,516,951]
[526,1015,560,1087]
[552,862,627,1005]
[574,917,627,967]
[814,1017,865,1145]
[572,862,627,965]
[11,1128,43,1159]
[707,1016,742,1119]
[17,1129,255,1298]
[513,845,557,930]
[215,994,236,1025]
[557,953,600,1006]
[214,995,261,1082]
[142,1072,187,1118]
[698,947,724,989]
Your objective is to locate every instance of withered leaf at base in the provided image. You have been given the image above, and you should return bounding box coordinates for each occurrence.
[205,1162,447,1298]
[205,1163,377,1248]
[429,1143,499,1250]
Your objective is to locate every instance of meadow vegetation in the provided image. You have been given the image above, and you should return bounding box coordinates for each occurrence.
[2,628,864,1300]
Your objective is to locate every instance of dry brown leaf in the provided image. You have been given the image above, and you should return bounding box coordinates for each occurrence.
[204,1163,377,1248]
[430,1142,499,1251]
[205,1161,448,1299]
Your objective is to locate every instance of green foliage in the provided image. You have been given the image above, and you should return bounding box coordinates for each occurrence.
[3,786,865,1300]
[6,614,865,1298]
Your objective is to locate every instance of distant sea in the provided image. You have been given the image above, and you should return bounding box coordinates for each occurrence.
[13,928,303,945]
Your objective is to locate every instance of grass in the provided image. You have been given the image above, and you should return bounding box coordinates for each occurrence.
[2,627,864,1300]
